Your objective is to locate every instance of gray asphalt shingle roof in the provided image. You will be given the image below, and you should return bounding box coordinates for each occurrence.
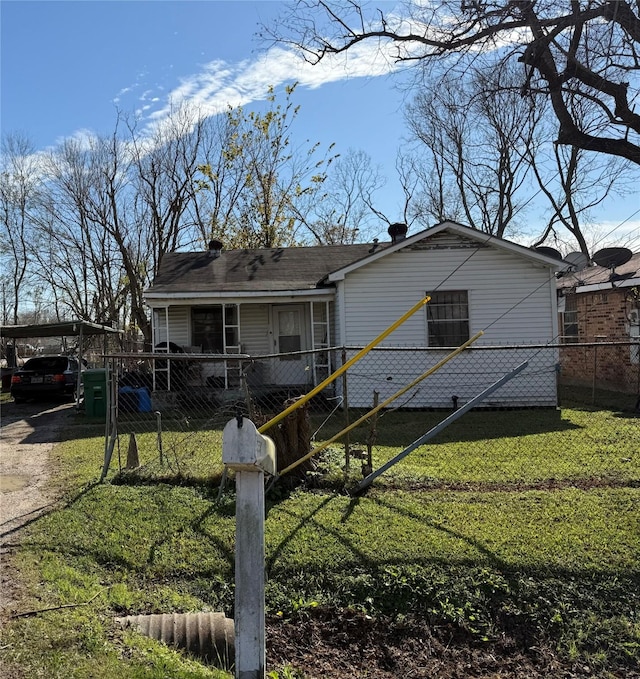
[556,252,640,290]
[147,243,384,294]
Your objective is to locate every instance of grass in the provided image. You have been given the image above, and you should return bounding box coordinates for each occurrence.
[1,404,638,677]
[323,406,639,486]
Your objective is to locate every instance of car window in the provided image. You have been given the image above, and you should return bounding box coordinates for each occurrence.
[23,357,69,372]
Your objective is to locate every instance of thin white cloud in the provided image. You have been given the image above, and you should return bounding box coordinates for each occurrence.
[141,1,522,140]
[143,41,405,138]
[590,220,640,252]
[53,128,97,151]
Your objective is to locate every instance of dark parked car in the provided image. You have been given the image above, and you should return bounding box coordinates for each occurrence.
[10,355,82,402]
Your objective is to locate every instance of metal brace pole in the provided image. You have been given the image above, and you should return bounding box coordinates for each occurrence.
[355,361,529,493]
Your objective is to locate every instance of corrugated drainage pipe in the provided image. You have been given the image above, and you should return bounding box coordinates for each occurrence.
[116,612,234,668]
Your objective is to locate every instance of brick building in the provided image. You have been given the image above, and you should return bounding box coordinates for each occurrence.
[557,252,640,395]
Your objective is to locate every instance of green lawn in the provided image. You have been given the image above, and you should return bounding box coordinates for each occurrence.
[1,405,638,678]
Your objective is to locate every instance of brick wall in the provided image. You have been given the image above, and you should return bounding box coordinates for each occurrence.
[576,289,629,341]
[560,289,640,394]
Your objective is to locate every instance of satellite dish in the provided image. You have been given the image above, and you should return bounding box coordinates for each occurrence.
[564,251,589,272]
[533,246,563,261]
[592,247,633,269]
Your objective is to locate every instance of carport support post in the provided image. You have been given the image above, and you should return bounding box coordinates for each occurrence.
[222,418,276,679]
[76,324,83,409]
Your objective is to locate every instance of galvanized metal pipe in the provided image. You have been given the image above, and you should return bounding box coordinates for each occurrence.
[277,330,484,477]
[354,360,529,493]
[116,612,234,667]
[257,296,431,434]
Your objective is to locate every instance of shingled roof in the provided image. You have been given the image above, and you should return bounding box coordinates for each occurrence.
[146,243,384,294]
[557,251,640,291]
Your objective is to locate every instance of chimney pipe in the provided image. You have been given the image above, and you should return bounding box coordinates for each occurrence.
[208,239,223,259]
[388,223,408,244]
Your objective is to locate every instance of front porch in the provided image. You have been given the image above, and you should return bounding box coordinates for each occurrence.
[150,299,335,392]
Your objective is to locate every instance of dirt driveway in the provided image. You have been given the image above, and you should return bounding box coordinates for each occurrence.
[0,398,72,615]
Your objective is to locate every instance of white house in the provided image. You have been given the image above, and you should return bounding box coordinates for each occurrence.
[144,221,561,408]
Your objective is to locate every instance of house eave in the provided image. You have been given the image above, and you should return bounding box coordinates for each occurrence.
[144,288,335,306]
[573,277,640,294]
[326,221,563,282]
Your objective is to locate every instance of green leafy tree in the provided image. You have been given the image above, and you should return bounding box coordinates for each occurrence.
[198,84,338,248]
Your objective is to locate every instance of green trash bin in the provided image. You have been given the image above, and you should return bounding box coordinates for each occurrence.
[83,369,107,418]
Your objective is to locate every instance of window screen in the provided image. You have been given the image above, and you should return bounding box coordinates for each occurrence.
[277,309,302,360]
[192,307,224,353]
[426,291,470,347]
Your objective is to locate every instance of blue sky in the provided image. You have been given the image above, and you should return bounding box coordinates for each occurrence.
[1,0,638,248]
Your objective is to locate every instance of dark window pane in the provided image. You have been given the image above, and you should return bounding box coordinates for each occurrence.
[427,291,469,346]
[279,335,301,358]
[23,357,68,371]
[192,307,223,353]
[225,305,238,325]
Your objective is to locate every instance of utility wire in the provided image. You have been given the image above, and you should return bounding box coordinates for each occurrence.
[591,207,640,250]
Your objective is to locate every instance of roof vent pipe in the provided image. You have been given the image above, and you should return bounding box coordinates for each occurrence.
[388,223,408,244]
[208,239,223,259]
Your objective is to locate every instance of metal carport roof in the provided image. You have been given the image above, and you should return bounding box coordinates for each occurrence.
[1,321,122,408]
[0,320,122,339]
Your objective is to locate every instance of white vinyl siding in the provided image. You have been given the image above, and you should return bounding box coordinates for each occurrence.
[336,235,557,408]
[340,245,555,347]
[152,306,189,348]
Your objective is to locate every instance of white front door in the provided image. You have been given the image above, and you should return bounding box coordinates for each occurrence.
[272,305,311,385]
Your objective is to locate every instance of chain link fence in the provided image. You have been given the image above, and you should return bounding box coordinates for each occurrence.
[558,340,640,410]
[98,341,639,486]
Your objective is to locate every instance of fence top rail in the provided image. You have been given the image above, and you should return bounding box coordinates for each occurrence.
[104,352,251,361]
[344,341,638,351]
[104,340,638,362]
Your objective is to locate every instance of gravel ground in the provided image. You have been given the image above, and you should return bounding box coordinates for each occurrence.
[0,398,71,616]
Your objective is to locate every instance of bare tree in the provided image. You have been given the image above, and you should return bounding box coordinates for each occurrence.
[33,135,129,327]
[30,108,209,345]
[0,134,40,324]
[128,105,206,275]
[268,1,640,166]
[397,152,463,229]
[403,63,540,237]
[527,97,634,255]
[302,148,384,244]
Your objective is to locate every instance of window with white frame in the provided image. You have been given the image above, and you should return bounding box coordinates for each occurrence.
[561,294,579,343]
[426,291,469,347]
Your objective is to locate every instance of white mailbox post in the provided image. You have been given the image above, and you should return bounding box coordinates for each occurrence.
[222,417,276,679]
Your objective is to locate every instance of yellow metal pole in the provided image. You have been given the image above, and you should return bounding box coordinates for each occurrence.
[278,330,484,476]
[258,296,431,434]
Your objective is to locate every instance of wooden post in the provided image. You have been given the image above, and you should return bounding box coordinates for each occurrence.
[126,432,139,469]
[222,418,275,679]
[265,398,313,484]
[365,391,379,477]
[234,470,265,679]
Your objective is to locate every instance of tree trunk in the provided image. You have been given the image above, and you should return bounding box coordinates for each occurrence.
[261,397,314,486]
